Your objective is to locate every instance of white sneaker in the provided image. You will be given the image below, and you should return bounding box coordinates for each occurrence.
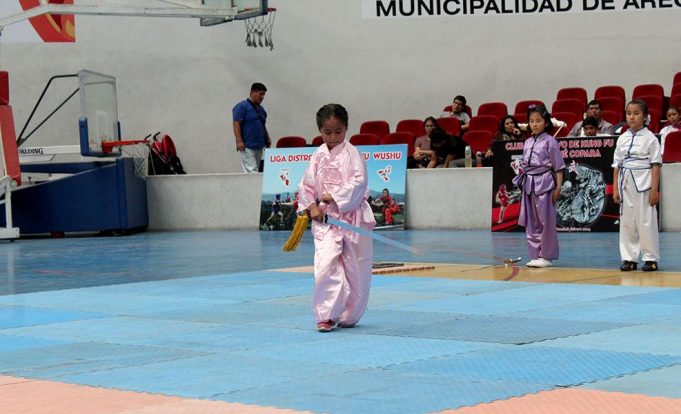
[526,259,538,267]
[533,258,553,268]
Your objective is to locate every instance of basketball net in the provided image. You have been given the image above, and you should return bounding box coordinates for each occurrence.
[102,140,150,179]
[121,142,151,179]
[244,8,276,50]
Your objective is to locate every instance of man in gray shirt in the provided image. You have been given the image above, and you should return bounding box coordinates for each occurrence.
[568,99,615,137]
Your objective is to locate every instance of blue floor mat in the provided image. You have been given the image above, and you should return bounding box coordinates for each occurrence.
[232,333,503,368]
[221,368,552,414]
[0,307,106,329]
[0,342,205,378]
[374,314,627,344]
[388,346,681,386]
[58,353,353,398]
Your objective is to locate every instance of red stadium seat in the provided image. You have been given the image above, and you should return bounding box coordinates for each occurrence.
[556,87,587,109]
[595,85,626,103]
[598,97,625,122]
[437,117,461,137]
[551,99,585,118]
[552,112,580,137]
[674,72,681,87]
[633,84,664,100]
[671,94,681,109]
[359,120,390,141]
[637,95,664,117]
[380,132,415,156]
[670,82,681,98]
[349,133,380,146]
[276,136,307,148]
[462,130,492,154]
[600,110,620,127]
[514,100,544,118]
[662,130,681,163]
[513,113,528,124]
[311,135,323,146]
[396,119,425,138]
[467,115,498,135]
[477,102,508,120]
[647,108,661,133]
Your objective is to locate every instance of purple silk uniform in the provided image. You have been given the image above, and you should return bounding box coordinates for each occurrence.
[513,132,565,260]
[298,141,376,325]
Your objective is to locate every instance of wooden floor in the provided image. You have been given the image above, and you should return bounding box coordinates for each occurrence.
[400,263,681,288]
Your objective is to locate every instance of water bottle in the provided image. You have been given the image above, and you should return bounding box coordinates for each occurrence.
[464,145,472,168]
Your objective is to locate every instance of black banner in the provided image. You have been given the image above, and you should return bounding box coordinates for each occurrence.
[491,135,619,232]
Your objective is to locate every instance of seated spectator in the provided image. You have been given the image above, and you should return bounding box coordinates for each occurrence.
[441,95,471,132]
[412,117,439,168]
[567,99,615,136]
[428,128,465,168]
[482,115,522,167]
[660,105,681,155]
[581,116,600,137]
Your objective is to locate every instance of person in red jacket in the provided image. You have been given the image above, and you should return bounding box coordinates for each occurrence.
[372,188,400,225]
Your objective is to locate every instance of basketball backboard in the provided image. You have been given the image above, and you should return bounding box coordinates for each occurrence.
[78,70,120,157]
[200,0,268,26]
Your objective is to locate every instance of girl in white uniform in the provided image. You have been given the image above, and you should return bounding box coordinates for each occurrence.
[659,105,680,155]
[612,99,662,271]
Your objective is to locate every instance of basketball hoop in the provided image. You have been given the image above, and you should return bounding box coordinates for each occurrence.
[244,7,276,50]
[102,140,150,179]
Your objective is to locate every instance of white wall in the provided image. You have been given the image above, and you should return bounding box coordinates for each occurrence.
[2,0,681,174]
[146,165,681,231]
[660,163,681,232]
[146,167,494,230]
[406,167,492,229]
[147,164,681,231]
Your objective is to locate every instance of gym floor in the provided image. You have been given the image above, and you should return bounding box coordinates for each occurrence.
[1,230,680,413]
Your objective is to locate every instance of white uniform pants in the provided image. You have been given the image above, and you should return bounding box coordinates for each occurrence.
[620,178,660,262]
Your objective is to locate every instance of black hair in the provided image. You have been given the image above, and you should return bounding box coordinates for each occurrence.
[423,116,443,136]
[527,104,553,134]
[316,103,349,129]
[498,115,519,133]
[382,188,390,194]
[582,116,599,129]
[423,116,440,128]
[453,95,467,106]
[251,82,267,92]
[587,99,601,109]
[626,99,648,115]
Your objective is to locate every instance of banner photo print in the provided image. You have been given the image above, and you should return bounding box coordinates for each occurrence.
[491,135,619,232]
[261,144,408,231]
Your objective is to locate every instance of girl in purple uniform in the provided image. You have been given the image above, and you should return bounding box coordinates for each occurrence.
[513,105,565,268]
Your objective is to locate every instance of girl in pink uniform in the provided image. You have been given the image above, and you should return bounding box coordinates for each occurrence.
[297,104,376,332]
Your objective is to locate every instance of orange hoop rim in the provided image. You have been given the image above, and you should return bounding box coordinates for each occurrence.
[101,140,149,154]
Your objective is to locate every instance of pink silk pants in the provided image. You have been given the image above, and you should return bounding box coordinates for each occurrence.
[312,229,373,325]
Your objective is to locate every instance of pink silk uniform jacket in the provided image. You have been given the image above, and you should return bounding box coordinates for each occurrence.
[297,141,376,325]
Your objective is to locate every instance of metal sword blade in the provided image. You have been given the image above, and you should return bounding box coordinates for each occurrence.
[324,215,422,255]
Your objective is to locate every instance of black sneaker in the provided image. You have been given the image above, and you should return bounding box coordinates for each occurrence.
[620,261,637,271]
[642,261,658,272]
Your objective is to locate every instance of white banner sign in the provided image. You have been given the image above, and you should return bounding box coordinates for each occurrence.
[362,0,681,18]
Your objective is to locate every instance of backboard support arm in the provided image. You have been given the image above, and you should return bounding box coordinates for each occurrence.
[0,2,239,30]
